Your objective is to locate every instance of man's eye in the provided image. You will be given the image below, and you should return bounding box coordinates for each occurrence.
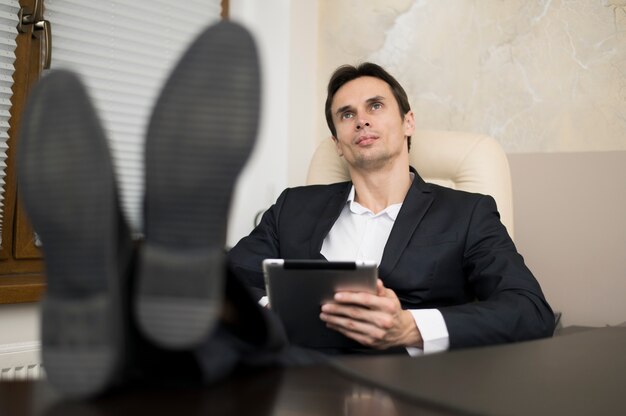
[371,102,382,110]
[341,112,354,120]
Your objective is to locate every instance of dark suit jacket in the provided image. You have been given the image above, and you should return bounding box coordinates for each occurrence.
[228,170,555,349]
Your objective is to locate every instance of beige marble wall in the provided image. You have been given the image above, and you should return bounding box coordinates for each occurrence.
[318,0,626,153]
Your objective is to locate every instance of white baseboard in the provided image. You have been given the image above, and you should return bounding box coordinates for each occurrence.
[0,341,44,380]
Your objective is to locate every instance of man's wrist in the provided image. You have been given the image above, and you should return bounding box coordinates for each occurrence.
[401,310,423,348]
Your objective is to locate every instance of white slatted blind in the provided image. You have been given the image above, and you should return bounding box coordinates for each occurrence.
[46,0,221,233]
[0,0,19,246]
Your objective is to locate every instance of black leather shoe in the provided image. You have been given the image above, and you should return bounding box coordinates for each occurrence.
[17,70,133,397]
[137,20,261,349]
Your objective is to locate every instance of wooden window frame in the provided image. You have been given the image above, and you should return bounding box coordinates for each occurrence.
[0,0,46,304]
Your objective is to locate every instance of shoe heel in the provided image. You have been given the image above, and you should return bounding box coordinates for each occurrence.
[136,244,224,348]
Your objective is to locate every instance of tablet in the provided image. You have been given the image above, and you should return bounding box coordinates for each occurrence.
[263,259,378,349]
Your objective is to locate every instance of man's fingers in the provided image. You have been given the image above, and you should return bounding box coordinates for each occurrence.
[320,285,414,349]
[333,291,394,311]
[326,323,369,345]
[322,313,386,339]
[325,322,387,349]
[321,305,394,329]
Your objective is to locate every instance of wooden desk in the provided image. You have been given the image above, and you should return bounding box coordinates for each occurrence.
[334,326,626,416]
[0,365,457,416]
[1,327,624,416]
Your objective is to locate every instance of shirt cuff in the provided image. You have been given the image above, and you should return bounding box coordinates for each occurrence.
[405,309,449,357]
[258,295,269,308]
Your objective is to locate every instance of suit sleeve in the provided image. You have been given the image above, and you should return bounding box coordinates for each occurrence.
[227,189,289,300]
[439,195,555,348]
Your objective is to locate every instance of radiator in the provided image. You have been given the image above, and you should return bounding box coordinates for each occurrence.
[0,342,44,381]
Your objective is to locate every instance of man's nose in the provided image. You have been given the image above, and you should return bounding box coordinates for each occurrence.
[355,119,370,130]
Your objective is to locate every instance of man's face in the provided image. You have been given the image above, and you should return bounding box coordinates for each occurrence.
[330,76,414,170]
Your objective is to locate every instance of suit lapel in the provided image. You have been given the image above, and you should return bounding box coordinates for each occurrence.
[379,171,433,278]
[308,182,351,259]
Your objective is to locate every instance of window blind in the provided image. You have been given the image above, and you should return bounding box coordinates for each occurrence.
[0,0,19,246]
[45,0,221,233]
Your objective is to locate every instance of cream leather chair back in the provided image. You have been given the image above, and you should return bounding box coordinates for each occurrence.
[306,130,515,239]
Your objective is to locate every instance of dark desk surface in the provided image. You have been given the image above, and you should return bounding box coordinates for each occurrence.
[0,365,455,416]
[334,326,626,416]
[1,327,625,416]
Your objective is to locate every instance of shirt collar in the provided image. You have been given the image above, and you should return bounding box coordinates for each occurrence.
[346,171,415,221]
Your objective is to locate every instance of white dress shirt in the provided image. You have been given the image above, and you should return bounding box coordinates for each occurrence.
[320,184,449,356]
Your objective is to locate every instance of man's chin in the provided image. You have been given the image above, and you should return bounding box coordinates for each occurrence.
[350,155,391,171]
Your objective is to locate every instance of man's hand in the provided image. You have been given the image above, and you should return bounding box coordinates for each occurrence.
[320,279,423,349]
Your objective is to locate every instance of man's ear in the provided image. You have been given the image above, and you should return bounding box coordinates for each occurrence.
[331,136,343,157]
[403,111,415,136]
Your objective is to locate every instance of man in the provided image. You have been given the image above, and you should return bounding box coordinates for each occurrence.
[228,62,555,354]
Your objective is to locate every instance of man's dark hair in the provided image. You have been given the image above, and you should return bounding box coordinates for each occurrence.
[325,62,412,150]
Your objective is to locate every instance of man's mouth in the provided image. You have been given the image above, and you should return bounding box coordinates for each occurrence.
[355,134,378,146]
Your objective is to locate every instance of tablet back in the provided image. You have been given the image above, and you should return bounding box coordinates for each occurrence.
[263,259,377,349]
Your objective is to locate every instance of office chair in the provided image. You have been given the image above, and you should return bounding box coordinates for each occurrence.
[306,130,515,239]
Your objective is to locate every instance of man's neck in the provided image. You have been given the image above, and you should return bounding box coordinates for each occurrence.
[349,161,413,214]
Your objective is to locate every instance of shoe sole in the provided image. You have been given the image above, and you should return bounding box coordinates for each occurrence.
[137,21,261,348]
[17,71,125,397]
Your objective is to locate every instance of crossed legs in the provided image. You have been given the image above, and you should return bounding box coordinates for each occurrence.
[17,21,285,398]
